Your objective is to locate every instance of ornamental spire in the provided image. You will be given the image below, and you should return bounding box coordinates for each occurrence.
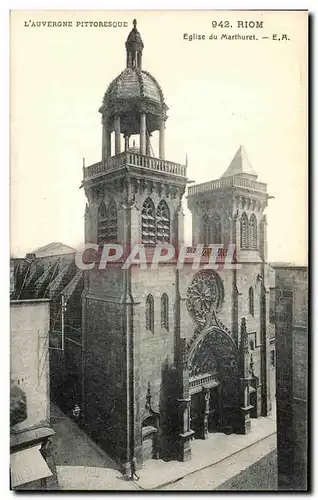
[125,19,144,69]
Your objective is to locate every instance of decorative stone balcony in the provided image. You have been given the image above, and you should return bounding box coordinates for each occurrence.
[83,151,187,181]
[188,176,267,196]
[189,372,219,393]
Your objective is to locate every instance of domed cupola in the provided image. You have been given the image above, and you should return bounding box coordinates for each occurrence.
[99,20,168,161]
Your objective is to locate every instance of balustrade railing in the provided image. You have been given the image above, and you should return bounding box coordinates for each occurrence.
[189,372,218,390]
[188,176,267,196]
[83,152,187,180]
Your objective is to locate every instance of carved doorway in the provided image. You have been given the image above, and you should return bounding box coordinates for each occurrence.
[188,326,240,434]
[141,414,159,462]
[208,385,222,432]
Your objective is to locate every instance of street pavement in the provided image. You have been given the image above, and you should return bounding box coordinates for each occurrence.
[160,435,277,490]
[50,404,138,490]
[49,402,276,491]
[137,403,276,490]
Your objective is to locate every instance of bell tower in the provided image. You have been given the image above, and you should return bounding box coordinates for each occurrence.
[81,21,188,473]
[187,146,273,431]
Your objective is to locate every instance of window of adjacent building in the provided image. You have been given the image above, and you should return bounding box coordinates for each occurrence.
[146,294,154,333]
[270,349,275,367]
[161,293,169,330]
[249,286,254,316]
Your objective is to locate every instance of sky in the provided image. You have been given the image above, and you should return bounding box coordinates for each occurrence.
[10,10,307,264]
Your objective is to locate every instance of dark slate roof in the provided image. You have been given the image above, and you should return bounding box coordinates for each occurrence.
[104,68,165,105]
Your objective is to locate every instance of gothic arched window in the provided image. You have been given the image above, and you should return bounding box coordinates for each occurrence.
[249,286,254,316]
[106,200,117,242]
[146,294,154,333]
[249,214,257,249]
[157,200,170,244]
[161,293,169,330]
[240,212,249,249]
[142,198,156,245]
[98,202,108,244]
[211,213,221,244]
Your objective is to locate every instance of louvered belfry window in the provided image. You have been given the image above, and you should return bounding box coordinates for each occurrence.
[249,214,258,249]
[98,201,117,244]
[142,198,156,245]
[107,201,117,242]
[240,212,249,249]
[98,202,108,244]
[141,198,170,245]
[156,200,170,244]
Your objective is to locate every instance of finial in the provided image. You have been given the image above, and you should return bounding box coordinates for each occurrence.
[133,19,137,29]
[185,154,188,167]
[82,157,85,169]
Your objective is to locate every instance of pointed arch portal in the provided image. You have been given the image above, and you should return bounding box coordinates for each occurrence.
[188,327,240,438]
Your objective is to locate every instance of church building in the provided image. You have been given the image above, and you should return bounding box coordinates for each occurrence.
[81,20,275,474]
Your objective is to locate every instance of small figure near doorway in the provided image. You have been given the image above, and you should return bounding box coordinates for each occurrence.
[130,457,140,481]
[72,403,81,421]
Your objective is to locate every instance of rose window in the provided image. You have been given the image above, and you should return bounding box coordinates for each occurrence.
[187,271,222,325]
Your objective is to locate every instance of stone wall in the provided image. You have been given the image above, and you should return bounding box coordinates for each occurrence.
[10,299,50,431]
[274,266,308,491]
[82,265,128,464]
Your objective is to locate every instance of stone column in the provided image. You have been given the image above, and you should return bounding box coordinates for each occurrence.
[217,384,223,427]
[102,116,109,163]
[114,115,121,155]
[260,213,268,261]
[146,133,151,156]
[203,388,210,439]
[107,132,111,158]
[176,205,185,247]
[175,338,195,460]
[237,318,252,434]
[159,120,165,159]
[235,212,241,254]
[140,113,146,155]
[124,135,129,152]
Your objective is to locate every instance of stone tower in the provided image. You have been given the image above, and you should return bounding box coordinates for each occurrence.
[186,145,273,430]
[82,20,188,473]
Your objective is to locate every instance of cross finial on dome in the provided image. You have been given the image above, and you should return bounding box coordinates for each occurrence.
[126,19,144,69]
